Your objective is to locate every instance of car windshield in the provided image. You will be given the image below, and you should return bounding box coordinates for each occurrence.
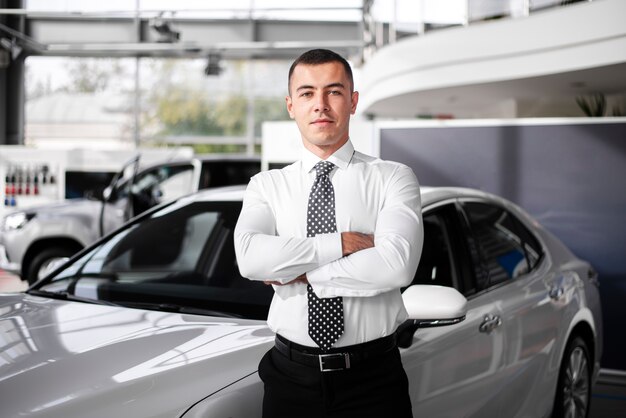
[33,198,273,320]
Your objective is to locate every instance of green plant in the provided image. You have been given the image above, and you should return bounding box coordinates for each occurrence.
[576,93,606,117]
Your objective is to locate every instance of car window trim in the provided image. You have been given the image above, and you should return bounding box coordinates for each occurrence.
[502,203,547,269]
[421,199,477,298]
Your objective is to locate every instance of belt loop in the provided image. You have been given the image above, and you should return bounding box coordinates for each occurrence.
[278,335,292,361]
[286,338,292,361]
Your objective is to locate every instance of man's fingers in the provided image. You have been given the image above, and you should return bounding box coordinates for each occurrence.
[264,276,308,286]
[341,232,375,256]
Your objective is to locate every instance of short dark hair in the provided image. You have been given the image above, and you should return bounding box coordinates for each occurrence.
[288,49,354,95]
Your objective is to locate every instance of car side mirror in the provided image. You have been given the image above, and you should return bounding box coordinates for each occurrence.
[397,285,468,348]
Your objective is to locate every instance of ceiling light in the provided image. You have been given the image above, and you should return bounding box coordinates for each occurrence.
[149,14,180,43]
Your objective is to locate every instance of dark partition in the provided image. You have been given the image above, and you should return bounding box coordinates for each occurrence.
[380,120,626,370]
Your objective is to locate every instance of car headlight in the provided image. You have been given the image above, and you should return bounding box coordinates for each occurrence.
[1,212,35,231]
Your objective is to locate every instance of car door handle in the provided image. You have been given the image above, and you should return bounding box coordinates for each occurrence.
[479,315,502,334]
[549,285,564,301]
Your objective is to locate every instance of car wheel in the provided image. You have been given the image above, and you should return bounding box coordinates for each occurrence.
[26,247,76,285]
[552,336,592,418]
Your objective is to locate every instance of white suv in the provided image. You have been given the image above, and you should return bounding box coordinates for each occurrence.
[0,155,260,284]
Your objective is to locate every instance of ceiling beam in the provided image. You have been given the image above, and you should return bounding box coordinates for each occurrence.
[5,15,364,59]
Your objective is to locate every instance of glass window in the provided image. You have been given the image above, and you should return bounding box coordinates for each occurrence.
[509,214,543,270]
[462,202,531,287]
[132,164,195,199]
[411,210,456,289]
[139,58,290,152]
[39,201,273,319]
[199,160,261,189]
[26,56,290,152]
[111,163,195,215]
[101,209,217,272]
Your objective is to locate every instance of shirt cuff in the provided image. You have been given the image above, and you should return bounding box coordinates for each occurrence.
[307,263,331,285]
[314,232,342,266]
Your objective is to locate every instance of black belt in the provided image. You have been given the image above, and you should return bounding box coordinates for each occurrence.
[274,333,397,372]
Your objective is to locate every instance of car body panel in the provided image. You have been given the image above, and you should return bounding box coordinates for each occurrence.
[0,293,272,418]
[0,200,98,274]
[486,263,562,417]
[180,373,264,418]
[402,295,505,417]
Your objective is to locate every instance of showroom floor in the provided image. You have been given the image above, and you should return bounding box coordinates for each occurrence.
[1,270,624,416]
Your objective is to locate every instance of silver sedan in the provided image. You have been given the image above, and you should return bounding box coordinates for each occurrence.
[0,185,602,418]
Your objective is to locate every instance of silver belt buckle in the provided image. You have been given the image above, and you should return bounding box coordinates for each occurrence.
[318,353,350,372]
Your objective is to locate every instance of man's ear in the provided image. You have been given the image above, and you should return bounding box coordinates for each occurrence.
[351,91,359,115]
[286,95,295,119]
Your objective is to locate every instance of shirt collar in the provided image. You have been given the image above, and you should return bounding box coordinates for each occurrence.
[301,140,354,173]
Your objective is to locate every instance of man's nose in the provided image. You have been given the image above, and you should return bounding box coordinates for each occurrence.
[314,94,330,112]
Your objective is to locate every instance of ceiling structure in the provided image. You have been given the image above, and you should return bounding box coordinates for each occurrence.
[2,17,363,60]
[358,0,626,118]
[361,62,626,118]
[1,0,624,121]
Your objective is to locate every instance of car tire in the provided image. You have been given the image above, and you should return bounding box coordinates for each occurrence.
[26,247,77,285]
[552,336,592,418]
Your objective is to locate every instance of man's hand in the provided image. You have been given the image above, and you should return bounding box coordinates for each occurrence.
[264,274,308,286]
[263,233,374,285]
[341,232,375,257]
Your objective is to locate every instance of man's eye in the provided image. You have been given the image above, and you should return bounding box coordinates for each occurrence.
[329,90,341,95]
[300,92,312,97]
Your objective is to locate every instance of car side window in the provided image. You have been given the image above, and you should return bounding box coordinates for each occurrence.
[461,202,532,287]
[157,166,195,200]
[128,164,195,215]
[132,164,194,198]
[45,201,274,320]
[508,214,543,270]
[199,161,261,189]
[101,210,219,272]
[410,208,457,289]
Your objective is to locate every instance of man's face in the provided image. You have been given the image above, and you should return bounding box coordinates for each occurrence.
[286,62,359,159]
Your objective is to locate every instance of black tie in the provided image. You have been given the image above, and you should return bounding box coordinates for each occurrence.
[307,161,344,351]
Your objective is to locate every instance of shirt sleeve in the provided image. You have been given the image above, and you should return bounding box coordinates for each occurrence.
[234,175,343,283]
[307,165,423,297]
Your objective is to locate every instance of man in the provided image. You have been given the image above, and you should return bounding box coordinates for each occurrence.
[234,49,422,418]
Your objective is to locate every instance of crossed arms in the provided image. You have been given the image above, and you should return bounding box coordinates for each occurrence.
[263,232,375,286]
[233,165,423,298]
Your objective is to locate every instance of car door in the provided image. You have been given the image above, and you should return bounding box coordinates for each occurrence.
[198,159,261,190]
[400,202,507,418]
[101,163,196,236]
[459,200,558,418]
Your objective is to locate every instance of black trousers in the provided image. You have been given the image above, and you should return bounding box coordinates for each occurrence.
[258,340,413,418]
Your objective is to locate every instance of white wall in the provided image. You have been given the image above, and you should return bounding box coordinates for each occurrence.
[262,119,376,171]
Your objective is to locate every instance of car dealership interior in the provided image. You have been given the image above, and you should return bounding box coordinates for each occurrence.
[1,1,625,417]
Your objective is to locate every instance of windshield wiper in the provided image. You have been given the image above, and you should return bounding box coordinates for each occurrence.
[114,301,243,318]
[27,289,121,307]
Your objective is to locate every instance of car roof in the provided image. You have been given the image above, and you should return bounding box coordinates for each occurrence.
[189,184,501,207]
[195,154,261,162]
[137,155,261,171]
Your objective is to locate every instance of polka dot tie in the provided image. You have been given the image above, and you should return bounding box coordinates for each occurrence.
[307,160,344,351]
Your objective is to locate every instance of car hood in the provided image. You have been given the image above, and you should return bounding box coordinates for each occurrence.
[0,292,274,418]
[21,198,100,215]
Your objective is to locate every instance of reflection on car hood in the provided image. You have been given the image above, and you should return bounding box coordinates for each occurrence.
[15,198,99,215]
[0,293,274,418]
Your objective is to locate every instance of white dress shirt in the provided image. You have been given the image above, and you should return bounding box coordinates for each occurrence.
[234,140,423,347]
